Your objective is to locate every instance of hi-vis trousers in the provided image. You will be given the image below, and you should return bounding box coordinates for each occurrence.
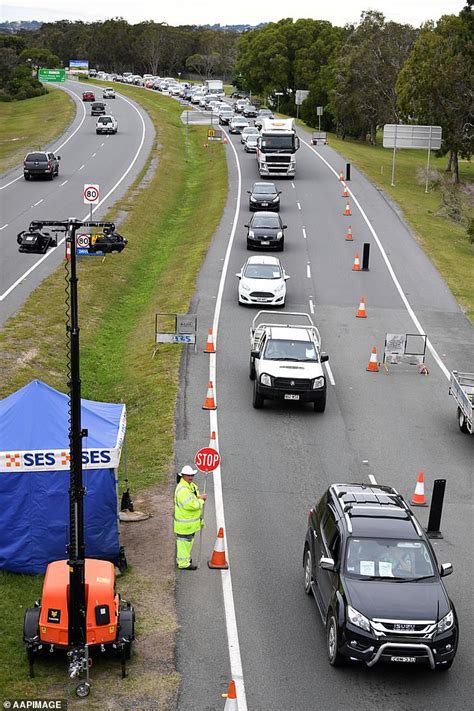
[176,533,195,568]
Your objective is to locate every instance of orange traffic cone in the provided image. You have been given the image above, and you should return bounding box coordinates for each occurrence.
[222,680,237,710]
[202,381,217,410]
[338,172,344,181]
[204,328,216,353]
[342,185,349,198]
[356,296,367,318]
[411,472,428,506]
[208,527,229,569]
[345,225,353,241]
[223,136,228,144]
[344,202,352,216]
[366,346,379,372]
[209,430,217,446]
[352,253,361,271]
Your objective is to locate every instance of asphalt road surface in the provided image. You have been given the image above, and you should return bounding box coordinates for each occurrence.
[0,79,154,325]
[175,116,473,710]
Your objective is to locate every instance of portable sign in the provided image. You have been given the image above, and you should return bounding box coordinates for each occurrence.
[195,447,220,472]
[83,184,100,205]
[207,127,222,142]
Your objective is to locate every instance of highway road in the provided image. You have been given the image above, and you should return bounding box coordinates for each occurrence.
[0,79,154,325]
[175,115,473,709]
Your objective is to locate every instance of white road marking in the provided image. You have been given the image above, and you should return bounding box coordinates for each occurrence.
[60,180,68,186]
[92,152,97,157]
[79,164,85,170]
[208,127,247,710]
[302,138,451,381]
[369,474,378,485]
[324,361,335,386]
[291,182,295,189]
[0,85,87,191]
[0,224,8,231]
[32,199,43,207]
[100,142,105,147]
[297,201,301,210]
[306,263,311,278]
[1,94,147,303]
[302,227,307,239]
[309,298,314,314]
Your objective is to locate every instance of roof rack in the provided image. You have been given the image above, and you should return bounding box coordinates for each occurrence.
[331,484,423,538]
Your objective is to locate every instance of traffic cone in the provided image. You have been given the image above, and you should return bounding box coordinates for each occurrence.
[411,471,428,506]
[356,296,367,318]
[344,202,352,216]
[338,171,344,181]
[366,346,379,372]
[202,381,217,410]
[204,328,216,353]
[345,226,353,241]
[342,185,349,198]
[65,240,71,261]
[208,527,229,569]
[223,136,228,144]
[352,253,361,271]
[209,430,217,447]
[222,680,237,710]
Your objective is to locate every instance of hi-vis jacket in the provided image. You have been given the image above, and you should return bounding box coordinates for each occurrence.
[174,478,204,535]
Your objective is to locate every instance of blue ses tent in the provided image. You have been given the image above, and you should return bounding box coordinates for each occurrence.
[0,380,126,574]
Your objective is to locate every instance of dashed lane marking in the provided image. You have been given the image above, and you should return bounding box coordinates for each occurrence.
[302,227,307,239]
[306,263,311,278]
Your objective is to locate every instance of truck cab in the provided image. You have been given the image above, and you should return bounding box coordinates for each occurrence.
[257,118,300,177]
[249,311,328,411]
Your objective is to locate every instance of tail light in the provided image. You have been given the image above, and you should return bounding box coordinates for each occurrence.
[47,161,52,170]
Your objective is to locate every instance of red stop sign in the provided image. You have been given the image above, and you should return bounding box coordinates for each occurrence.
[195,447,220,472]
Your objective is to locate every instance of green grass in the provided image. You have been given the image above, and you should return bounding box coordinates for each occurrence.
[296,119,474,321]
[0,87,75,173]
[0,82,227,702]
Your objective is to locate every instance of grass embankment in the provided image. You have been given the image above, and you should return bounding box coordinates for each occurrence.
[0,87,75,174]
[298,120,474,321]
[0,83,227,704]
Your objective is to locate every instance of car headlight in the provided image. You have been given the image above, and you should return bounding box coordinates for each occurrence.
[250,197,257,202]
[276,231,283,239]
[240,282,250,292]
[272,196,279,202]
[312,376,325,389]
[437,610,454,634]
[260,373,272,386]
[248,230,255,238]
[347,605,371,632]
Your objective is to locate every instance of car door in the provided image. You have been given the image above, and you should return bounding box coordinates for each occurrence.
[316,508,340,614]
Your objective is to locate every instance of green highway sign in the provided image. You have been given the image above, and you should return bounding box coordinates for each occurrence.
[38,68,66,83]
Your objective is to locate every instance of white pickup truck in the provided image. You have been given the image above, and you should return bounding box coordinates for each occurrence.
[96,115,118,134]
[449,371,474,433]
[249,311,329,411]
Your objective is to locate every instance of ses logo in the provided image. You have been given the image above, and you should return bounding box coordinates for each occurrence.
[1,449,113,471]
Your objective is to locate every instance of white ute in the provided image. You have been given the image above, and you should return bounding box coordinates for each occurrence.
[96,115,118,134]
[249,311,329,411]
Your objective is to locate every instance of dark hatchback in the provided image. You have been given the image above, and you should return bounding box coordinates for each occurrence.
[303,483,458,671]
[91,102,106,115]
[245,212,287,251]
[248,182,281,211]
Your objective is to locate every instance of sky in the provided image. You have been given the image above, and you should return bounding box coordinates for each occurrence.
[0,1,467,28]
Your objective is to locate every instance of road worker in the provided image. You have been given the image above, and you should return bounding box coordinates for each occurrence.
[174,464,207,570]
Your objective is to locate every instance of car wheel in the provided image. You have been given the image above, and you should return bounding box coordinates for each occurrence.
[314,393,326,413]
[278,238,284,252]
[249,357,256,380]
[24,174,30,181]
[247,240,252,250]
[458,408,469,433]
[49,172,54,180]
[304,547,313,595]
[252,381,264,409]
[326,614,344,666]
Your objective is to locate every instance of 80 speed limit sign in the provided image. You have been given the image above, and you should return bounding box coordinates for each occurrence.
[83,183,100,205]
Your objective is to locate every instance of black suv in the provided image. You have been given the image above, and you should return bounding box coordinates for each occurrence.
[303,483,458,671]
[91,101,106,115]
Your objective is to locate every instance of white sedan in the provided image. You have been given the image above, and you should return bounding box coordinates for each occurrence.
[236,255,289,306]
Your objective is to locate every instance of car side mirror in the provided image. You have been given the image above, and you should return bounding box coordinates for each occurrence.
[244,224,249,228]
[295,136,300,150]
[250,350,260,359]
[320,352,329,363]
[278,191,282,195]
[236,273,241,279]
[319,556,335,572]
[284,274,290,281]
[247,190,251,194]
[440,563,453,577]
[57,156,61,160]
[283,225,288,229]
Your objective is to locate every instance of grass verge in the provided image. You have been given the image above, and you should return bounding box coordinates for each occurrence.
[0,87,75,174]
[0,83,227,705]
[298,120,473,321]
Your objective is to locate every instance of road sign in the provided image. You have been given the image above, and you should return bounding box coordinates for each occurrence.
[383,124,442,150]
[83,184,100,205]
[195,447,220,472]
[207,127,222,142]
[316,106,324,116]
[295,90,309,106]
[38,68,66,83]
[76,233,90,248]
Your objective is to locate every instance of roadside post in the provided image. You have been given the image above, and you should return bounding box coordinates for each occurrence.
[361,243,370,271]
[345,163,351,181]
[426,479,447,539]
[194,446,221,568]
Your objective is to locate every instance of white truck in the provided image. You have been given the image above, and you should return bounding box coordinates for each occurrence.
[249,311,329,411]
[449,371,474,433]
[205,79,224,96]
[257,118,300,178]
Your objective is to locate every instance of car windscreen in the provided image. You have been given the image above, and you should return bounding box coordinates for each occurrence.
[244,128,259,135]
[264,339,317,361]
[261,136,295,151]
[345,538,436,581]
[100,118,113,123]
[251,216,280,228]
[244,264,281,279]
[26,153,46,161]
[254,184,276,194]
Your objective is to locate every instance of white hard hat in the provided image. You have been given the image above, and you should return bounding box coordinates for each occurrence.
[180,465,197,476]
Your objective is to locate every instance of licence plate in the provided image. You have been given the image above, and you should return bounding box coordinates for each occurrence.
[260,241,270,246]
[284,394,299,400]
[390,656,416,663]
[261,202,268,207]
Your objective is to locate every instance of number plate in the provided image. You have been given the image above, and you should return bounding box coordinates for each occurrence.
[260,241,270,246]
[284,393,299,400]
[390,656,416,663]
[261,202,268,207]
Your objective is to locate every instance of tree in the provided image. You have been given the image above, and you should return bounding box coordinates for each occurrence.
[185,52,221,79]
[19,47,60,68]
[397,10,473,183]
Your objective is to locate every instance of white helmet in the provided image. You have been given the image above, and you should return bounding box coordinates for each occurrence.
[180,465,197,476]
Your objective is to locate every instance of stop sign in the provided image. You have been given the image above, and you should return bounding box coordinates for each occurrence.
[195,447,220,472]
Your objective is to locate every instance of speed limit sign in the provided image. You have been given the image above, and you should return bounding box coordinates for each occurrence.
[76,233,90,248]
[83,184,100,205]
